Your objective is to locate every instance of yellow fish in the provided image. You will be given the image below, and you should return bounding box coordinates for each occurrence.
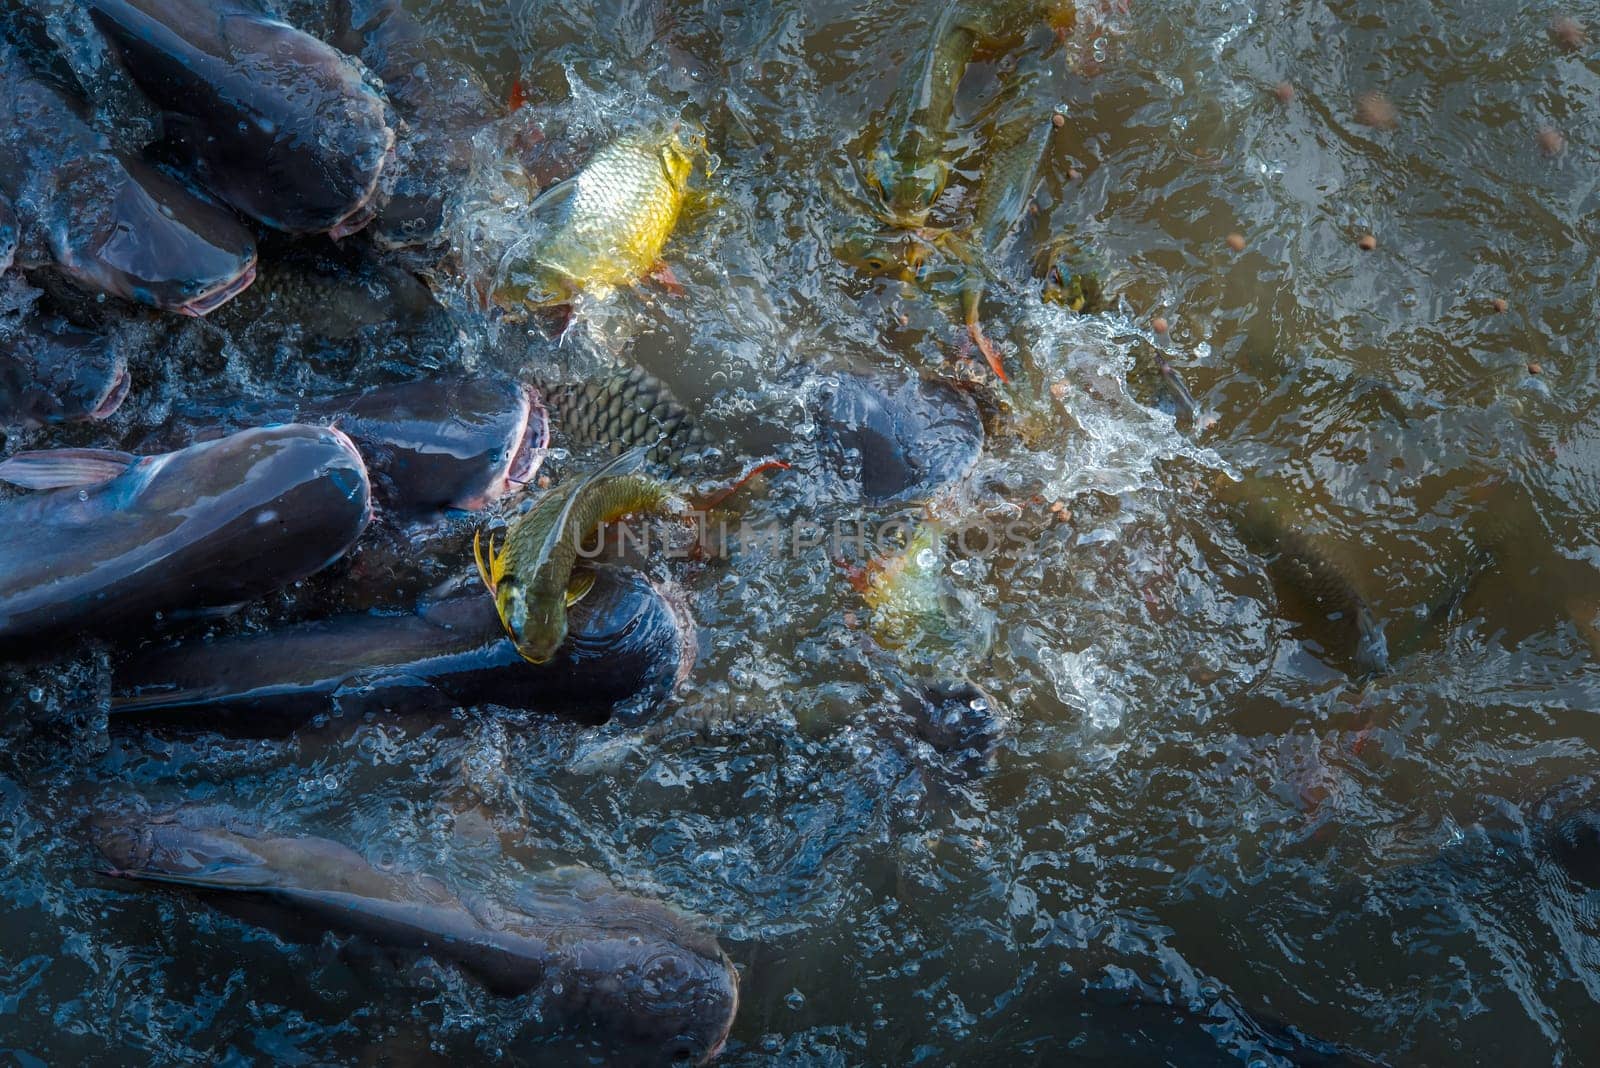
[492,122,704,311]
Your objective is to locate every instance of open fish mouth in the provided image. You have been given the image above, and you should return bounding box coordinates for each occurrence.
[502,386,550,493]
[327,133,398,241]
[177,257,259,317]
[89,361,133,421]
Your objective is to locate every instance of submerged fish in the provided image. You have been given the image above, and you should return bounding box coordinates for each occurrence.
[93,809,739,1063]
[862,0,1074,226]
[0,39,258,315]
[833,224,938,282]
[492,122,703,311]
[810,369,984,503]
[863,4,979,226]
[855,519,953,648]
[1218,477,1391,676]
[951,53,1104,377]
[477,449,680,664]
[87,0,395,237]
[112,569,694,729]
[0,313,130,427]
[0,424,371,644]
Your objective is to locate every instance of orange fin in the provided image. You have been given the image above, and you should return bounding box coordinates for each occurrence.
[693,459,791,511]
[838,559,873,594]
[647,261,686,296]
[968,320,1010,382]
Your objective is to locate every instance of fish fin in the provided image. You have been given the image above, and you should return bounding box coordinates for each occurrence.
[103,863,273,892]
[529,448,652,576]
[646,260,685,295]
[966,319,1010,383]
[564,569,596,606]
[0,449,135,490]
[473,528,503,593]
[508,76,527,113]
[692,458,792,511]
[526,174,580,225]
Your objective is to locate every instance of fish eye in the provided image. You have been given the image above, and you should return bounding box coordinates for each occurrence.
[866,257,886,272]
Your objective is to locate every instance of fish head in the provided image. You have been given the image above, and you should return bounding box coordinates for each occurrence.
[542,914,740,1064]
[659,122,706,190]
[49,156,257,316]
[498,583,567,665]
[1039,243,1107,314]
[834,225,927,281]
[3,318,132,424]
[864,151,946,226]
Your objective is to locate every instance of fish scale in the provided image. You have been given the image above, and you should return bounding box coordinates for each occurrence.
[493,124,701,309]
[544,365,707,470]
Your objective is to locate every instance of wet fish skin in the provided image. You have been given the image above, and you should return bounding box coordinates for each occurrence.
[811,370,984,503]
[0,312,130,427]
[860,520,951,648]
[493,123,701,310]
[0,424,372,645]
[543,365,709,471]
[863,0,1072,226]
[0,41,258,315]
[86,0,395,237]
[93,809,740,1064]
[111,567,693,729]
[864,5,977,226]
[331,0,504,249]
[302,378,546,515]
[479,451,679,665]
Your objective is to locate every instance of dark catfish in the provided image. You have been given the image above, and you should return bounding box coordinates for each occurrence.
[87,0,395,237]
[159,376,549,516]
[810,369,984,503]
[0,313,130,426]
[0,424,371,644]
[111,568,694,730]
[93,809,739,1064]
[0,41,257,315]
[331,0,504,249]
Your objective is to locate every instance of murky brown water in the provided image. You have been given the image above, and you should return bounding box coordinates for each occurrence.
[4,0,1600,1063]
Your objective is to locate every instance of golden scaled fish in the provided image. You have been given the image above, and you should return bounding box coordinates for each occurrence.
[475,449,680,665]
[491,122,705,312]
[850,519,952,649]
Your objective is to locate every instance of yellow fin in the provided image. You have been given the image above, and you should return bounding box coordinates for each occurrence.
[565,569,596,606]
[474,529,506,593]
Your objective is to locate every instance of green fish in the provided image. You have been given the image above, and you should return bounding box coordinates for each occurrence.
[476,449,679,664]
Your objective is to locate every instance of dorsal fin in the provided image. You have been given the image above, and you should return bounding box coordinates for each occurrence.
[530,447,650,575]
